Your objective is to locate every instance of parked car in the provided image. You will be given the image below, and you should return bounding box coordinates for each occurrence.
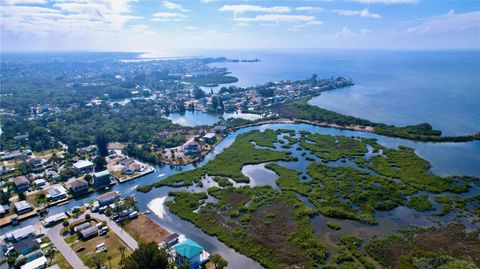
[76,246,85,252]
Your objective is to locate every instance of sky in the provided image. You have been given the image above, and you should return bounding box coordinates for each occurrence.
[1,0,479,56]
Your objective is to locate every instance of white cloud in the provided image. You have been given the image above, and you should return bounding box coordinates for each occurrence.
[184,26,198,30]
[162,1,189,12]
[1,0,141,36]
[295,6,323,12]
[151,12,187,21]
[3,0,47,4]
[406,10,480,34]
[219,5,291,16]
[332,8,382,19]
[235,14,317,23]
[200,0,217,3]
[335,26,371,38]
[350,0,417,4]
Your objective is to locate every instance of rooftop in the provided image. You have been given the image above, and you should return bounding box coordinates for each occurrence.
[13,176,29,186]
[73,160,94,169]
[14,200,33,211]
[98,191,119,201]
[94,170,111,177]
[174,239,204,260]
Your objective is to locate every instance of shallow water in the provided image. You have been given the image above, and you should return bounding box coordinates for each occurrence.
[167,110,262,127]
[5,123,480,268]
[208,50,480,136]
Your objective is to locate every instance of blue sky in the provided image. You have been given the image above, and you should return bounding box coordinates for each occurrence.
[1,0,479,56]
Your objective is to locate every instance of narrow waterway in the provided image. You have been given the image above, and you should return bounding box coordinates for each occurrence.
[4,123,480,268]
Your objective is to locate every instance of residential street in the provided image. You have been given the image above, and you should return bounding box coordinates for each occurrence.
[45,211,139,269]
[46,223,88,269]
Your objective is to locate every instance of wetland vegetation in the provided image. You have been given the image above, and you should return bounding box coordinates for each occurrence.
[137,128,480,268]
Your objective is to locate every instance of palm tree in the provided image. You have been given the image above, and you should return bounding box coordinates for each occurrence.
[108,255,112,269]
[118,245,126,264]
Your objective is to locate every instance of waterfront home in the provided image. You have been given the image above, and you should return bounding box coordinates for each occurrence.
[72,160,94,174]
[174,239,210,268]
[203,133,217,144]
[212,126,227,134]
[14,201,34,214]
[41,212,67,227]
[162,233,179,248]
[183,142,201,156]
[93,170,111,188]
[80,226,98,239]
[20,256,47,269]
[121,163,141,175]
[46,185,67,202]
[65,178,89,196]
[13,176,30,192]
[97,191,120,206]
[5,225,35,242]
[120,158,135,166]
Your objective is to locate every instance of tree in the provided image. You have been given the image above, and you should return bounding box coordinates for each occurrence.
[85,213,91,221]
[122,242,169,269]
[118,245,126,264]
[95,131,109,157]
[93,156,107,171]
[86,253,106,269]
[193,87,205,99]
[210,253,229,269]
[84,174,93,181]
[107,255,112,269]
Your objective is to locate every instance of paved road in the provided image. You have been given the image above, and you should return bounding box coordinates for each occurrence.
[46,223,88,269]
[45,211,138,269]
[90,212,139,250]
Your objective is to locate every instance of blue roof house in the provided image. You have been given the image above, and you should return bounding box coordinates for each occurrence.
[174,239,210,268]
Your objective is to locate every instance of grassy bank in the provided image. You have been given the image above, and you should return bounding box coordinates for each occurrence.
[275,97,480,142]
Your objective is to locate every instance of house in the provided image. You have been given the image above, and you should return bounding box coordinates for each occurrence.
[46,171,61,181]
[72,160,94,174]
[174,239,210,268]
[120,158,135,166]
[183,142,201,156]
[93,170,111,188]
[162,233,179,247]
[41,212,67,227]
[212,126,227,134]
[33,179,46,189]
[13,176,30,192]
[203,133,217,144]
[74,222,92,233]
[97,191,120,206]
[0,152,27,161]
[5,225,35,242]
[65,178,89,195]
[80,226,98,239]
[121,163,142,175]
[46,186,67,202]
[20,256,47,269]
[14,201,34,214]
[28,158,43,168]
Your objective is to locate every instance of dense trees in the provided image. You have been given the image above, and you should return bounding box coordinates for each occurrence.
[95,131,109,156]
[122,242,169,269]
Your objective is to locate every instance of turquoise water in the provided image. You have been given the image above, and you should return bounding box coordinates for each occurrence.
[208,50,480,136]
